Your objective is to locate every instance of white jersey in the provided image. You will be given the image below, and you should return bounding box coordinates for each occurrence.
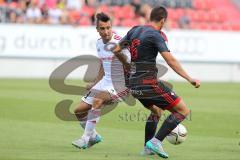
[96,33,130,84]
[82,33,130,105]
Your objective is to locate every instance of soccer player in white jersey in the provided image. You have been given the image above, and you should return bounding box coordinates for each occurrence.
[71,12,130,149]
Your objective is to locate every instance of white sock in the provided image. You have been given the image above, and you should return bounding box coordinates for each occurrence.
[80,120,98,137]
[79,111,99,133]
[82,109,101,141]
[79,120,86,129]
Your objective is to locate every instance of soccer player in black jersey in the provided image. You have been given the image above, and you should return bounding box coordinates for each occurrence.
[111,6,200,158]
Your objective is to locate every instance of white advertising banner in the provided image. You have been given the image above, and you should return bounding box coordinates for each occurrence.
[0,24,240,62]
[167,30,240,62]
[0,24,99,58]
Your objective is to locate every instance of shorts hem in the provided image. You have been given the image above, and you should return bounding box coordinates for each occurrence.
[165,97,181,110]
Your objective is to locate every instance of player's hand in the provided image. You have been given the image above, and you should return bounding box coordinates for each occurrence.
[86,83,94,90]
[119,40,130,49]
[111,44,122,54]
[189,78,201,88]
[124,63,131,72]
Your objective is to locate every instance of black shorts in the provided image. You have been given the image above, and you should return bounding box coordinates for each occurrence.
[130,81,181,110]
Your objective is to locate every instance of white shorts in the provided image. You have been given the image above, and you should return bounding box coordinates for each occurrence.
[82,78,129,105]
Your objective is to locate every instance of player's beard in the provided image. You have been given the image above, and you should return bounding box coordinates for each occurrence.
[102,34,112,43]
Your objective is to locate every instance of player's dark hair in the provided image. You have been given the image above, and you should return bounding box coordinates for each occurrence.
[96,12,111,27]
[150,6,168,22]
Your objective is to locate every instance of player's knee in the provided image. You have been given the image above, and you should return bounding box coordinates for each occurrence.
[74,106,84,114]
[149,105,163,117]
[173,102,190,117]
[178,104,190,116]
[183,107,190,116]
[74,108,80,114]
[92,98,104,109]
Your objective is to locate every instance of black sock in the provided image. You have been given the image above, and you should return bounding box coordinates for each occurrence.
[155,112,186,141]
[145,113,160,145]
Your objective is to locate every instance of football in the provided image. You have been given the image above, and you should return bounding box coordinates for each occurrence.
[166,124,187,145]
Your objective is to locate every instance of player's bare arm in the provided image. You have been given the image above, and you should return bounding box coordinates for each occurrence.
[111,44,131,71]
[161,51,201,88]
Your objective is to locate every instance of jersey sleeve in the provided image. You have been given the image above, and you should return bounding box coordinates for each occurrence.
[96,40,101,57]
[152,33,170,53]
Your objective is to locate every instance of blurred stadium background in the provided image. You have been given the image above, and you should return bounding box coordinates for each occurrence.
[0,0,240,160]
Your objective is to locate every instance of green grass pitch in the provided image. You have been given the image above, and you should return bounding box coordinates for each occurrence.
[0,79,240,160]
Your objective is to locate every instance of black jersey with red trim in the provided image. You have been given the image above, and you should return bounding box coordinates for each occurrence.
[121,25,170,87]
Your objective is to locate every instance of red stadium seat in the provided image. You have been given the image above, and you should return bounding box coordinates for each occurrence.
[97,5,109,13]
[113,5,135,20]
[209,23,222,31]
[193,0,212,10]
[191,10,205,22]
[167,8,174,19]
[169,20,179,29]
[168,8,184,21]
[122,5,135,19]
[191,22,210,30]
[167,8,173,14]
[113,6,125,19]
[79,16,91,26]
[80,5,95,17]
[175,8,185,20]
[112,17,120,26]
[231,23,240,31]
[190,22,199,30]
[199,23,211,30]
[202,11,211,22]
[209,10,222,23]
[69,10,81,23]
[121,19,139,27]
[188,10,200,22]
[111,5,121,14]
[222,23,233,31]
[168,10,178,21]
